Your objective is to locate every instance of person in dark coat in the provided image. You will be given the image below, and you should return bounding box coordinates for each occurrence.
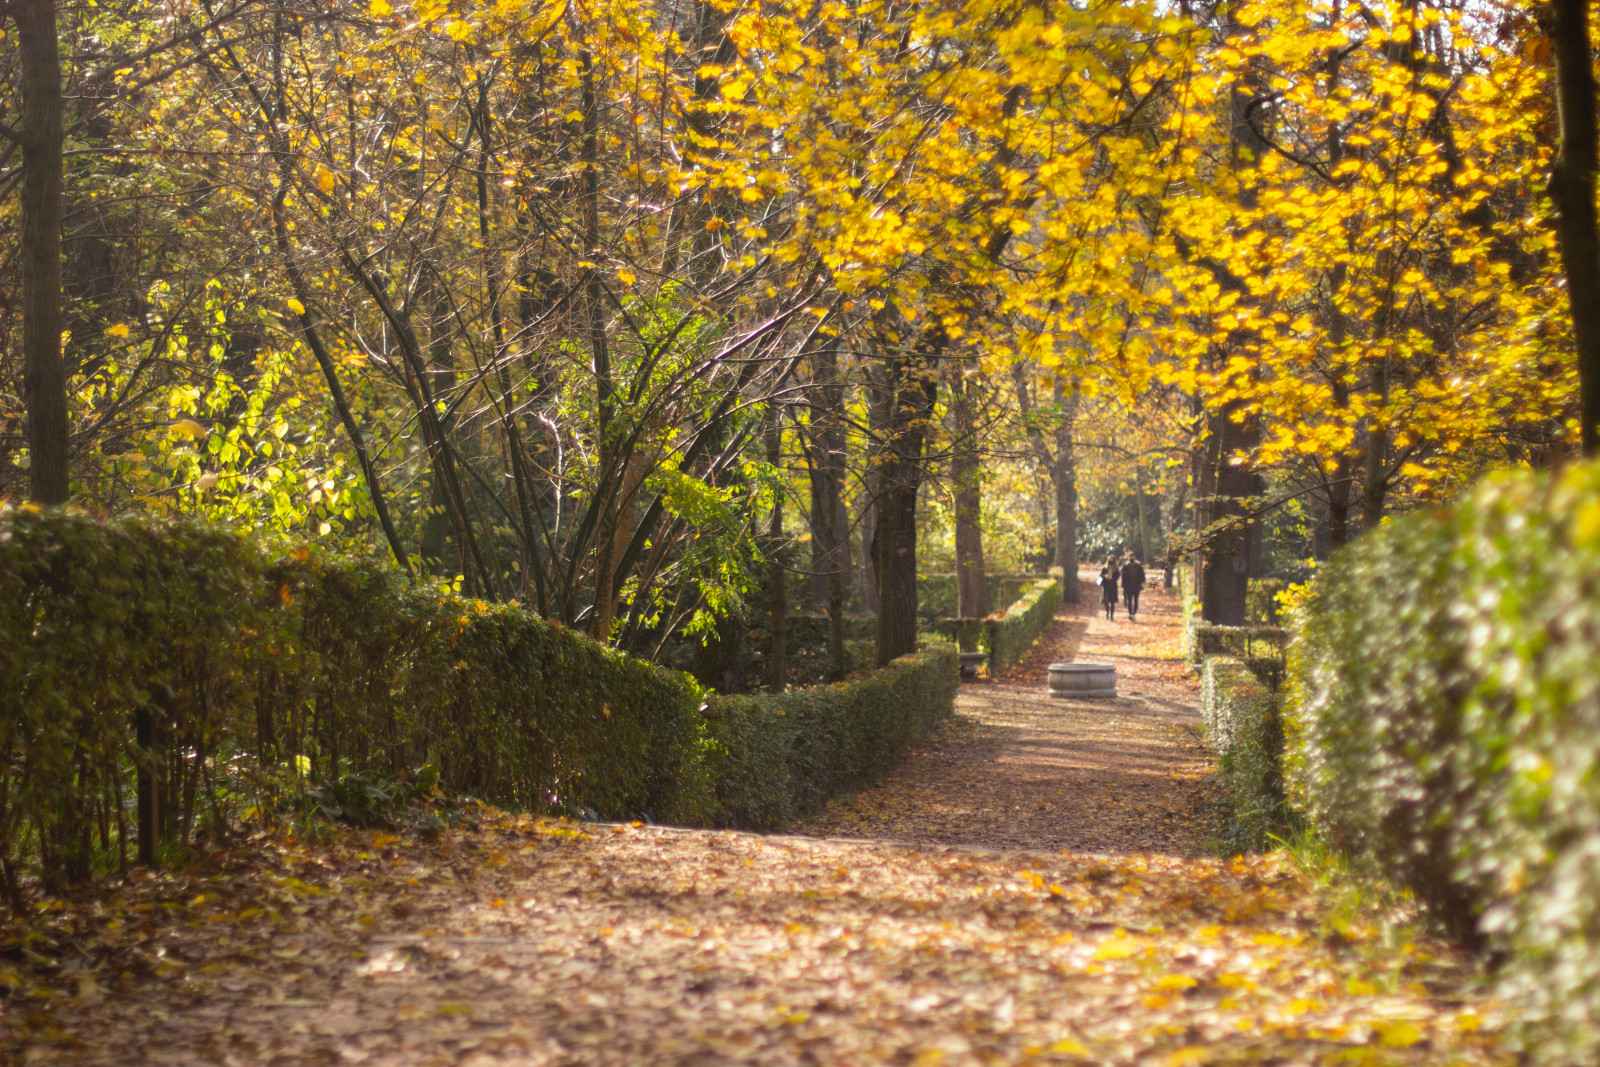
[1121,553,1147,620]
[1098,556,1119,621]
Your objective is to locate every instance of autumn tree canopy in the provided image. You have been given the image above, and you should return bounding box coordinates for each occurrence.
[0,0,1580,651]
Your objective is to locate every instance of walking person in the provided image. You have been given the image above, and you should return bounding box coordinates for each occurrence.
[1098,556,1119,621]
[1121,553,1146,620]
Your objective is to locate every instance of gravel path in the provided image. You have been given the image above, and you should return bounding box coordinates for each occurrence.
[799,573,1212,854]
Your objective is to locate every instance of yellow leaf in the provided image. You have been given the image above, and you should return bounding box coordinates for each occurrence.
[1049,1039,1088,1055]
[1153,974,1197,992]
[370,0,393,14]
[617,268,637,287]
[170,419,208,441]
[1377,1021,1422,1048]
[316,168,336,194]
[286,298,306,316]
[107,322,130,338]
[1092,934,1142,960]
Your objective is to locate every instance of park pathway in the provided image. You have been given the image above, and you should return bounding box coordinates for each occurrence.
[799,573,1211,853]
[11,578,1510,1066]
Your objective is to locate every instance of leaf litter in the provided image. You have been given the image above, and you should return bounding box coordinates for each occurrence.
[3,580,1508,1065]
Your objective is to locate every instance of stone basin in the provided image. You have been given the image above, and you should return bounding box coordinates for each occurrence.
[1047,662,1117,699]
[958,651,989,679]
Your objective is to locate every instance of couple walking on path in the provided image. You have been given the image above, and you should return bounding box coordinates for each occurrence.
[1098,551,1146,621]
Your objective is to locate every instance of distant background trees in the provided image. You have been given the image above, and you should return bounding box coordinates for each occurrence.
[0,0,1581,667]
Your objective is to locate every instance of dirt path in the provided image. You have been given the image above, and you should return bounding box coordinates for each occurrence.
[8,579,1511,1065]
[799,574,1211,854]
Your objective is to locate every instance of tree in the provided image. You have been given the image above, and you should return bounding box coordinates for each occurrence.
[14,0,67,504]
[1550,0,1600,456]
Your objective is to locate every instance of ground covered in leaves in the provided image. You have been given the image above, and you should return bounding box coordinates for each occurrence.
[799,578,1211,853]
[5,577,1509,1065]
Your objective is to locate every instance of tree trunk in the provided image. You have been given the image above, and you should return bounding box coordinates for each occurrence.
[17,0,68,504]
[1163,479,1186,588]
[418,278,460,577]
[1051,380,1079,598]
[580,51,616,637]
[766,408,786,693]
[807,346,850,612]
[1134,467,1152,566]
[858,490,879,615]
[869,350,937,666]
[951,373,988,619]
[1361,359,1389,530]
[1201,407,1261,627]
[1552,0,1600,456]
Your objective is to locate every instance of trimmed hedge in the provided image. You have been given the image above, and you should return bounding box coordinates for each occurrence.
[1201,656,1290,854]
[1186,622,1288,672]
[1287,460,1600,1060]
[703,643,958,829]
[0,507,959,897]
[985,576,1063,672]
[915,572,1050,620]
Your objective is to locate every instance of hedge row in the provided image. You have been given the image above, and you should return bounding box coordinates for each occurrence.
[1287,461,1600,1060]
[1200,656,1291,855]
[1186,622,1288,673]
[703,643,958,829]
[0,507,959,897]
[914,572,1051,620]
[985,576,1063,671]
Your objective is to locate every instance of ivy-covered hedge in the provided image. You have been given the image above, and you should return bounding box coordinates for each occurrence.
[1201,656,1290,854]
[703,643,959,829]
[0,507,959,898]
[1287,461,1600,1060]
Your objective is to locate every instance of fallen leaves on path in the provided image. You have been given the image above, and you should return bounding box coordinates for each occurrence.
[6,820,1506,1065]
[800,581,1211,854]
[3,577,1507,1065]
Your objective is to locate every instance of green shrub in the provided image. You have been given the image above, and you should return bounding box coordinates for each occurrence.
[1287,460,1600,1061]
[702,643,958,828]
[0,507,961,899]
[985,577,1062,672]
[1187,622,1287,671]
[915,572,1048,620]
[1201,655,1291,854]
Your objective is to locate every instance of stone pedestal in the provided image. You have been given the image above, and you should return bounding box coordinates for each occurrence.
[958,652,989,679]
[1047,662,1117,699]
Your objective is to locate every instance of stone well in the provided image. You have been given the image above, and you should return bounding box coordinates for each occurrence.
[1047,662,1117,699]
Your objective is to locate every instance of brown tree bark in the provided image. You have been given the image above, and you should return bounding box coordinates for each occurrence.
[1013,366,1080,600]
[17,0,69,504]
[1551,0,1600,456]
[951,370,989,619]
[1051,380,1080,597]
[869,348,938,666]
[766,407,786,693]
[806,346,851,612]
[858,489,879,615]
[1200,407,1261,627]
